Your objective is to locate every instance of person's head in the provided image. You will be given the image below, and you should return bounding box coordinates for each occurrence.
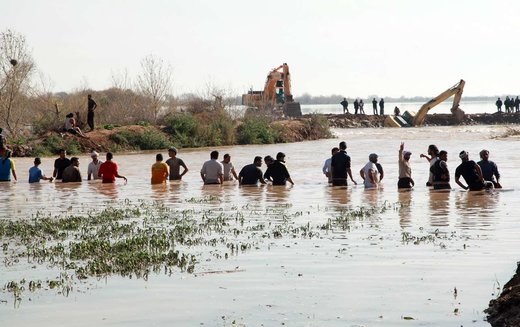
[168,147,177,157]
[439,150,448,161]
[479,149,489,161]
[210,150,219,159]
[369,153,378,163]
[459,150,469,162]
[264,155,274,166]
[34,157,41,166]
[331,147,339,156]
[428,144,439,156]
[253,156,262,167]
[58,149,66,158]
[70,157,79,166]
[91,151,99,161]
[88,94,92,99]
[66,113,74,118]
[4,149,11,158]
[106,152,113,161]
[276,152,286,161]
[156,153,163,161]
[223,153,231,163]
[339,141,347,151]
[404,150,412,161]
[344,97,347,101]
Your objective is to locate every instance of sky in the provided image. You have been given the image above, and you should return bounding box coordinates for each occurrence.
[2,0,519,98]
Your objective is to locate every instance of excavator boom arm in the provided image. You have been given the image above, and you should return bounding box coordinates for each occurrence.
[413,79,465,126]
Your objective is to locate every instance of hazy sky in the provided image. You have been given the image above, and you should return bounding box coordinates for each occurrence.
[2,0,519,97]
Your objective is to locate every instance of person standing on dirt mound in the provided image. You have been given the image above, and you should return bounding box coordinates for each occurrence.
[340,98,349,114]
[496,98,502,112]
[372,98,378,115]
[379,98,385,115]
[87,94,97,132]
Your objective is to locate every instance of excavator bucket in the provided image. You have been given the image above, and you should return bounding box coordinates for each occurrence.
[283,102,302,117]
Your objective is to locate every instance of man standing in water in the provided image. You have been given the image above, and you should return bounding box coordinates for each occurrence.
[360,153,380,189]
[221,153,239,182]
[98,152,127,184]
[151,153,169,184]
[264,152,294,186]
[323,147,339,184]
[87,151,103,180]
[420,144,439,187]
[455,151,489,191]
[398,142,414,189]
[238,156,266,185]
[330,141,357,186]
[62,157,82,183]
[200,150,224,185]
[166,147,189,181]
[87,94,97,132]
[477,149,501,188]
[430,150,451,190]
[53,149,71,181]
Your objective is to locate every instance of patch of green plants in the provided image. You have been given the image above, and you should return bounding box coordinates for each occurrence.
[236,117,276,144]
[109,128,171,150]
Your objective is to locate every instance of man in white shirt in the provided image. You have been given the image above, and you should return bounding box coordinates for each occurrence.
[322,147,339,184]
[221,153,238,181]
[87,151,103,180]
[200,150,224,184]
[360,153,380,189]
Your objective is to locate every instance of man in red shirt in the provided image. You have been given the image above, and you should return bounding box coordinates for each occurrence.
[98,152,127,184]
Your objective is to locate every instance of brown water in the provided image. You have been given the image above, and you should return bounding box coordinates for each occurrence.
[1,125,519,326]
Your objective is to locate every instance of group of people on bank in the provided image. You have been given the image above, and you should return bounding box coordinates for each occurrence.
[321,141,501,191]
[340,98,385,115]
[496,96,520,113]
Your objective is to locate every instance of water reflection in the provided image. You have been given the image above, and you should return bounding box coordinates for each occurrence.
[429,190,451,227]
[326,186,351,210]
[265,185,291,204]
[397,190,413,228]
[95,183,120,200]
[362,188,382,206]
[454,190,498,230]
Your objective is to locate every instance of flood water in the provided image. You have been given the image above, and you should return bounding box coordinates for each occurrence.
[1,124,519,326]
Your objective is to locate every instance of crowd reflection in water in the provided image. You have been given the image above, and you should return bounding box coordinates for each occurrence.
[454,191,499,229]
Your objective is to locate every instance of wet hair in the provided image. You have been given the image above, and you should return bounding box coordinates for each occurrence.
[339,141,347,150]
[331,147,339,155]
[210,150,219,159]
[34,157,41,165]
[480,149,489,158]
[253,156,262,163]
[276,152,285,160]
[106,152,113,160]
[264,155,274,164]
[156,153,163,161]
[70,157,79,164]
[439,150,447,157]
[223,153,230,159]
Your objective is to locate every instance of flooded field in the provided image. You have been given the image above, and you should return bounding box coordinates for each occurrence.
[1,125,519,326]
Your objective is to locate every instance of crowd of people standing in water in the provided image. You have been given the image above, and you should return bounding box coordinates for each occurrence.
[0,135,502,192]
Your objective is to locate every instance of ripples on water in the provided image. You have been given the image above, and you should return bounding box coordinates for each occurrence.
[1,125,519,326]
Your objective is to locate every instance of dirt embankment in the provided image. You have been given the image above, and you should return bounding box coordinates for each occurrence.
[314,112,520,128]
[486,262,520,326]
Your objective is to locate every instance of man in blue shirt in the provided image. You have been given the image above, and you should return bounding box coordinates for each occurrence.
[29,158,54,183]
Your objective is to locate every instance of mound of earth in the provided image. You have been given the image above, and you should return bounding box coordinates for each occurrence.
[486,262,520,326]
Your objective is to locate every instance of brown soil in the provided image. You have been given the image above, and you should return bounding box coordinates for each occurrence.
[486,262,520,326]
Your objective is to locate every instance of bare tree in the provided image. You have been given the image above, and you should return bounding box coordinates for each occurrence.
[0,29,35,135]
[136,55,172,122]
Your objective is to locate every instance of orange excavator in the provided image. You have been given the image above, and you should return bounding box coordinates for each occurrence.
[242,63,302,117]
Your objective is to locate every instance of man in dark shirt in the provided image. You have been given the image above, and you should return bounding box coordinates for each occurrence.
[53,149,71,180]
[62,157,82,183]
[87,94,97,132]
[239,156,266,185]
[330,141,357,186]
[455,150,489,191]
[340,98,349,114]
[264,152,294,186]
[477,149,501,188]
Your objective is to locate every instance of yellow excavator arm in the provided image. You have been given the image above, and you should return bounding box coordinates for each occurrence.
[413,79,465,126]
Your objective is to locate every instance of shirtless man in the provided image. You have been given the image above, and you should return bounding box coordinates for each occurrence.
[166,147,188,181]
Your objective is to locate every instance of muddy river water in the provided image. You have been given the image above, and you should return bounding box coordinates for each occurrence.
[1,124,519,326]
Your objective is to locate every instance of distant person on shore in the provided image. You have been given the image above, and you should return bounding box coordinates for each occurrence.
[394,106,401,116]
[238,156,266,185]
[53,149,71,180]
[359,99,365,114]
[0,149,17,182]
[98,152,127,184]
[477,149,502,188]
[353,99,359,115]
[87,94,97,132]
[65,113,88,138]
[496,97,502,112]
[515,96,520,113]
[166,147,189,181]
[87,151,103,180]
[372,98,378,115]
[455,151,491,191]
[200,150,223,185]
[322,147,339,184]
[330,141,357,186]
[29,157,53,183]
[62,157,82,183]
[264,152,294,186]
[430,150,451,190]
[221,153,238,182]
[340,98,349,114]
[360,153,380,189]
[151,153,169,184]
[420,144,439,186]
[379,98,385,115]
[398,142,414,189]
